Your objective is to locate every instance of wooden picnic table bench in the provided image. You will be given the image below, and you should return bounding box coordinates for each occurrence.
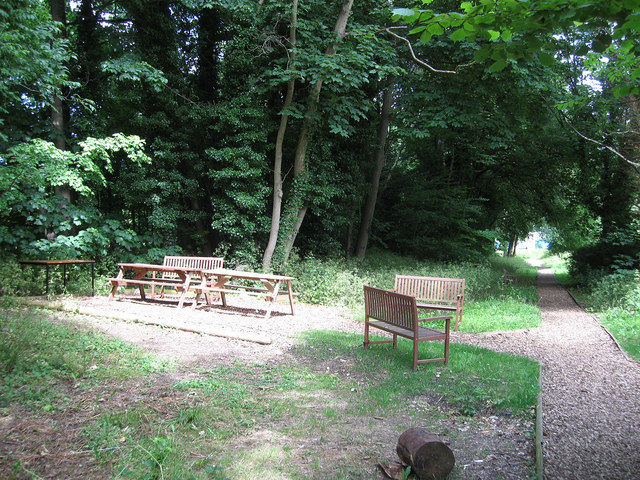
[151,255,224,297]
[192,268,296,319]
[394,275,465,331]
[107,263,205,308]
[363,286,451,370]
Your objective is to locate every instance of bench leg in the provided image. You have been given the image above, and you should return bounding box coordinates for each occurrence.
[364,322,370,349]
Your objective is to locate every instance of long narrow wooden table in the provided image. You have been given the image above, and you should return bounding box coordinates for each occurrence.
[193,268,296,318]
[107,263,202,308]
[19,259,95,296]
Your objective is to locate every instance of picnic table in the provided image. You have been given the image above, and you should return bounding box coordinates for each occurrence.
[19,259,95,296]
[192,268,296,318]
[107,263,203,308]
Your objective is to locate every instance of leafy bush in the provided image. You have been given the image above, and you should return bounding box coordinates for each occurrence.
[286,251,537,311]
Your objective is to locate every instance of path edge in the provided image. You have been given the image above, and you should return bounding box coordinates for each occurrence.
[536,370,544,480]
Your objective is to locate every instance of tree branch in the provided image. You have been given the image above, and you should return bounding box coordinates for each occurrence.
[542,95,640,169]
[384,27,475,74]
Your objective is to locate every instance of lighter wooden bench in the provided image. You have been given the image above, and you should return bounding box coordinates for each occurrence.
[364,286,451,370]
[394,275,465,331]
[152,256,224,298]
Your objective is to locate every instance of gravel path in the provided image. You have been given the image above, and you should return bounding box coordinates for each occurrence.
[457,267,640,479]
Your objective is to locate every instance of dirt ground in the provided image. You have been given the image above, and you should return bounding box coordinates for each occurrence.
[0,294,536,479]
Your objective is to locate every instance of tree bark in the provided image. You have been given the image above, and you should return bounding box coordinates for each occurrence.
[197,5,222,103]
[49,0,72,226]
[280,0,355,265]
[262,0,298,272]
[354,75,394,259]
[396,428,455,480]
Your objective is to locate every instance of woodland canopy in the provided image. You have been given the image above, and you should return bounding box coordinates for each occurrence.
[2,0,639,276]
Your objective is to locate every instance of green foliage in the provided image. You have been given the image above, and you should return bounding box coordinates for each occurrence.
[0,134,152,260]
[393,0,640,95]
[569,229,640,284]
[0,0,74,136]
[286,251,539,330]
[101,54,168,92]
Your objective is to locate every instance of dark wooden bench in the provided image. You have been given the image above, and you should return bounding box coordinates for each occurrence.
[363,286,451,371]
[394,275,465,331]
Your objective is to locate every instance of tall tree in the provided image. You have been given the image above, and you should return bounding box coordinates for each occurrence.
[354,75,394,259]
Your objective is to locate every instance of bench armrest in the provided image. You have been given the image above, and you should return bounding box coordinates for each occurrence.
[418,315,452,323]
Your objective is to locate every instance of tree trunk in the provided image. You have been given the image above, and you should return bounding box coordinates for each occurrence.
[197,5,222,103]
[355,75,394,259]
[280,0,355,265]
[281,206,307,266]
[49,0,72,236]
[190,196,213,255]
[262,0,298,272]
[396,428,455,480]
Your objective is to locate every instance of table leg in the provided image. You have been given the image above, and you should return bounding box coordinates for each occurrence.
[264,280,282,319]
[108,268,124,300]
[45,264,50,297]
[91,262,95,296]
[63,264,68,292]
[286,280,295,315]
[177,273,192,308]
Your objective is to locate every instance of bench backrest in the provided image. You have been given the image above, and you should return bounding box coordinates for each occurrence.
[163,255,224,270]
[364,285,418,331]
[161,256,224,278]
[394,275,464,305]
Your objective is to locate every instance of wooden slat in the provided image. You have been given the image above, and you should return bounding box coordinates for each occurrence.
[394,275,465,331]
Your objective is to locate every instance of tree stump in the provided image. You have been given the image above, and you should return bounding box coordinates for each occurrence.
[396,428,455,480]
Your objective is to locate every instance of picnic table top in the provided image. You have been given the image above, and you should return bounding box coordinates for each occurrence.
[205,268,295,281]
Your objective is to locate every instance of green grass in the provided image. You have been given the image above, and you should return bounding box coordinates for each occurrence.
[598,308,640,361]
[0,308,171,410]
[462,297,540,332]
[300,330,539,416]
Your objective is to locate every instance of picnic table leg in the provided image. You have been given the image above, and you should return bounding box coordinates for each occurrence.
[176,273,192,308]
[286,280,295,315]
[263,280,282,319]
[214,276,231,307]
[108,268,124,301]
[45,264,51,297]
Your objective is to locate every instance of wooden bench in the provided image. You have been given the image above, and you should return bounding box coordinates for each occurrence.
[107,263,205,308]
[363,286,451,371]
[394,275,465,331]
[503,268,519,285]
[152,256,224,298]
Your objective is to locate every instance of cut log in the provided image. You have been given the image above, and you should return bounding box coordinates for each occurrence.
[396,428,454,480]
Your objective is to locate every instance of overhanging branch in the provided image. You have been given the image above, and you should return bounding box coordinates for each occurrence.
[384,26,475,74]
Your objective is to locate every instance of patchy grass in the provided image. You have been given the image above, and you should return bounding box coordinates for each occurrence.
[0,308,170,411]
[0,307,539,480]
